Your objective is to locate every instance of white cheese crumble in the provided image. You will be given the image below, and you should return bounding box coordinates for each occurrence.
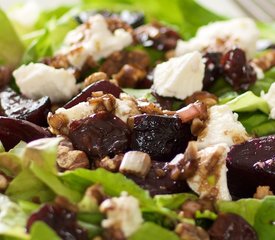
[153,51,205,100]
[187,144,232,201]
[55,102,95,122]
[175,18,259,58]
[59,14,133,68]
[13,63,78,103]
[197,105,249,149]
[100,193,143,237]
[262,82,275,119]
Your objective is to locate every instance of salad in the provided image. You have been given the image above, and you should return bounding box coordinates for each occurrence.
[0,0,275,239]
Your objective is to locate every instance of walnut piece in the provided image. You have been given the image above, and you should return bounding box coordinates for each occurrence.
[253,186,273,199]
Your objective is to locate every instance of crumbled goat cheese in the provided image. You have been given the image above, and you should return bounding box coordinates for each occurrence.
[187,144,231,200]
[59,14,133,68]
[13,63,78,103]
[153,51,205,100]
[119,151,151,177]
[100,193,143,237]
[175,18,259,58]
[55,102,95,121]
[197,105,249,149]
[262,82,275,119]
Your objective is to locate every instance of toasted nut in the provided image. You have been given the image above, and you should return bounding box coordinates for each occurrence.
[119,151,151,177]
[57,145,89,171]
[137,100,163,115]
[0,174,9,191]
[252,50,275,71]
[191,118,206,136]
[185,91,218,107]
[175,222,209,240]
[85,184,106,205]
[47,112,69,135]
[84,72,108,87]
[99,154,123,172]
[253,186,273,199]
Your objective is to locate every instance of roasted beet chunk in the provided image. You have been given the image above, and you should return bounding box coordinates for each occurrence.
[221,48,256,91]
[202,52,222,89]
[63,80,123,109]
[226,135,275,198]
[135,22,181,51]
[26,204,88,240]
[0,87,51,126]
[68,112,130,159]
[0,117,51,150]
[209,213,258,240]
[130,115,192,161]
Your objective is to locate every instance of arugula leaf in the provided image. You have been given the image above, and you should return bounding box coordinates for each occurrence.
[30,222,60,240]
[0,9,24,67]
[129,222,180,240]
[257,22,275,42]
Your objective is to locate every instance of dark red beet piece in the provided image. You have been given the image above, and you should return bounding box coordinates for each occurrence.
[68,112,130,159]
[135,23,181,51]
[63,80,123,109]
[126,160,190,196]
[130,115,192,161]
[221,48,256,91]
[0,117,51,150]
[208,213,258,240]
[26,204,88,240]
[202,52,222,89]
[0,87,51,126]
[226,135,275,198]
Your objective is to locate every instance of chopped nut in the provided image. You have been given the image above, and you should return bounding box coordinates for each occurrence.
[100,50,150,77]
[175,222,209,240]
[185,91,218,107]
[0,174,9,191]
[106,17,133,34]
[114,64,146,88]
[168,142,198,181]
[137,100,163,115]
[98,154,123,172]
[85,184,106,205]
[191,118,206,137]
[252,50,275,71]
[57,145,90,171]
[55,196,78,212]
[119,151,152,177]
[84,72,108,87]
[253,186,273,199]
[47,112,70,135]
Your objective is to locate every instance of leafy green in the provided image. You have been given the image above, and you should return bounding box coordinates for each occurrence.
[0,194,28,239]
[30,222,60,240]
[129,222,180,240]
[0,152,22,177]
[257,22,275,42]
[6,169,54,202]
[0,9,24,66]
[217,198,263,226]
[254,197,275,240]
[154,193,197,210]
[123,88,152,99]
[61,168,155,208]
[226,91,270,114]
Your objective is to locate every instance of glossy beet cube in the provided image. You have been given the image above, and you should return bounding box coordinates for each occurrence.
[0,87,51,126]
[0,117,51,150]
[130,115,192,161]
[63,80,122,109]
[226,135,275,198]
[68,112,130,159]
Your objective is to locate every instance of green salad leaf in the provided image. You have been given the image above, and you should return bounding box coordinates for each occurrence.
[129,222,180,240]
[226,91,270,114]
[0,9,24,66]
[30,222,60,240]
